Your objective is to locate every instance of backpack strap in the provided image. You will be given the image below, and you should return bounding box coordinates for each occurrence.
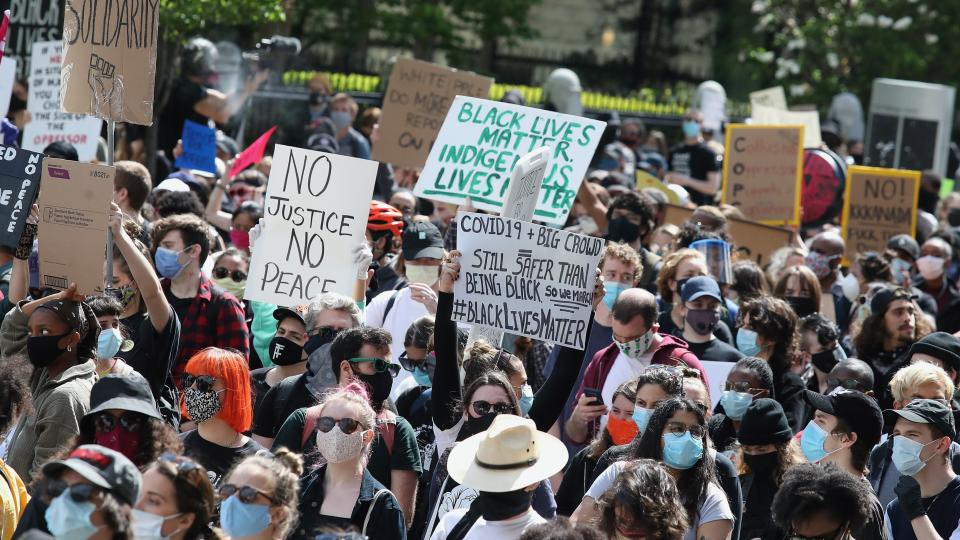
[377,411,397,456]
[362,489,388,534]
[301,405,324,448]
[382,290,400,322]
[272,377,301,438]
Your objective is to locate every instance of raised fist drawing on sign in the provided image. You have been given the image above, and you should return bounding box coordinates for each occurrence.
[88,53,121,120]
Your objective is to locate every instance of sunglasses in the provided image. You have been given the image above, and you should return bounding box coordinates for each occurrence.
[316,416,363,435]
[94,411,145,433]
[47,479,102,503]
[827,378,863,391]
[787,523,849,540]
[183,374,217,393]
[157,452,206,486]
[723,381,765,394]
[212,267,247,282]
[218,483,277,505]
[471,400,515,416]
[398,351,436,376]
[664,421,706,439]
[348,357,400,377]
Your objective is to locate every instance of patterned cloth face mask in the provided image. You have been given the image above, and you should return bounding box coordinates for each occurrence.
[615,329,655,360]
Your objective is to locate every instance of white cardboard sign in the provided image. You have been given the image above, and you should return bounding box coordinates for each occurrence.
[244,145,378,306]
[751,104,822,148]
[453,211,604,349]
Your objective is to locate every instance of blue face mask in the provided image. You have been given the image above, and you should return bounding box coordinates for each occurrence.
[154,246,188,280]
[220,495,272,538]
[632,407,653,433]
[719,390,753,421]
[800,420,841,463]
[45,490,101,540]
[519,384,534,416]
[602,281,630,310]
[98,327,124,359]
[412,366,432,387]
[736,328,762,356]
[662,431,704,470]
[682,120,700,138]
[891,435,940,476]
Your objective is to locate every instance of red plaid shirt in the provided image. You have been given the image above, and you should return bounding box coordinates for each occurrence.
[165,274,250,374]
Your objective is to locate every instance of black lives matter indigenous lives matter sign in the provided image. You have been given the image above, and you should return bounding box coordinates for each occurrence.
[244,145,377,306]
[453,211,603,349]
[0,145,42,247]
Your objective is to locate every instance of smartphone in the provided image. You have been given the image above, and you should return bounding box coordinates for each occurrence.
[583,387,604,407]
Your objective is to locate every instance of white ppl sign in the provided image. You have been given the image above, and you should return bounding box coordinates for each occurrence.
[453,211,604,349]
[244,145,377,305]
[22,41,102,160]
[414,96,605,225]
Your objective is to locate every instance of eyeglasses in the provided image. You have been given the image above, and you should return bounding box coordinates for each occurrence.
[212,267,247,282]
[313,326,341,340]
[786,522,849,540]
[723,381,765,395]
[398,351,436,377]
[183,374,217,393]
[46,479,102,503]
[94,411,145,433]
[316,416,363,435]
[348,358,400,377]
[218,483,277,505]
[664,421,706,439]
[471,400,515,416]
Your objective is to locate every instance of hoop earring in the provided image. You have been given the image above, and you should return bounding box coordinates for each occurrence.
[67,345,72,352]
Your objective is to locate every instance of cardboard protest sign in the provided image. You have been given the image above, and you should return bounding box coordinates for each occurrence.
[0,145,42,247]
[841,165,920,263]
[721,124,804,225]
[751,104,822,148]
[415,96,606,225]
[37,158,114,294]
[0,56,16,117]
[22,41,102,160]
[453,211,604,349]
[228,126,276,179]
[373,58,492,169]
[663,204,794,267]
[702,360,736,409]
[245,145,377,305]
[636,170,679,204]
[750,86,787,110]
[174,120,217,174]
[59,0,159,125]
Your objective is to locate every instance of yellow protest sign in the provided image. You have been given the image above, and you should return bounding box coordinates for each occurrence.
[841,165,920,263]
[636,170,679,204]
[721,124,803,226]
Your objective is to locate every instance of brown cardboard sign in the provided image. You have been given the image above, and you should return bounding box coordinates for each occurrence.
[663,204,794,268]
[59,0,159,125]
[373,58,492,169]
[37,158,115,294]
[841,165,919,263]
[722,124,804,226]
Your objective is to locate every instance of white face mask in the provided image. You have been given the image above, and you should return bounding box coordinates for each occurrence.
[405,264,439,286]
[130,508,183,540]
[316,425,367,464]
[916,255,945,281]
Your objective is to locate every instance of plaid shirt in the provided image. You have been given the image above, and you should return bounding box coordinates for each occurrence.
[165,274,250,373]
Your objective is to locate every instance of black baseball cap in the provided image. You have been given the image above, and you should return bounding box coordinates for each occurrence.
[884,399,956,441]
[273,306,306,327]
[680,276,722,303]
[870,286,916,315]
[402,221,444,260]
[42,445,142,506]
[887,234,920,261]
[84,372,161,421]
[804,388,883,447]
[908,332,960,373]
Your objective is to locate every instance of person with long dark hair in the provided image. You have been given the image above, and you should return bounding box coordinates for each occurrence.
[133,454,224,540]
[596,459,688,540]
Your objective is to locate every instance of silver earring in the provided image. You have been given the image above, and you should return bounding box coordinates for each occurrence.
[67,345,72,352]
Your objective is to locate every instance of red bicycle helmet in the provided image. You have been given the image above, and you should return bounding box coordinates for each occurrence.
[368,201,405,237]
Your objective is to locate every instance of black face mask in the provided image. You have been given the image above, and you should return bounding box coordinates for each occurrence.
[811,348,839,373]
[460,412,498,440]
[27,334,70,368]
[743,452,779,476]
[268,337,304,366]
[785,296,817,318]
[607,217,641,244]
[948,207,960,227]
[918,189,940,214]
[304,329,340,355]
[355,371,393,406]
[474,489,534,521]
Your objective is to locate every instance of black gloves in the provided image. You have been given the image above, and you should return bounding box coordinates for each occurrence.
[895,475,925,520]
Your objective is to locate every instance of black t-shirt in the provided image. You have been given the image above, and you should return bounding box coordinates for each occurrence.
[249,366,273,415]
[395,386,434,467]
[251,374,315,439]
[179,430,264,486]
[159,78,210,157]
[168,294,193,326]
[688,338,744,363]
[668,142,720,206]
[887,475,960,540]
[119,307,181,427]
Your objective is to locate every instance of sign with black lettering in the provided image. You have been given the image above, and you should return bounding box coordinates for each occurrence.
[0,145,41,247]
[841,165,919,263]
[59,0,159,125]
[453,211,604,349]
[373,58,492,170]
[3,0,63,78]
[721,124,803,226]
[244,145,377,305]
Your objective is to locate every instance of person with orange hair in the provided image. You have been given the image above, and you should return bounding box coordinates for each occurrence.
[181,347,265,485]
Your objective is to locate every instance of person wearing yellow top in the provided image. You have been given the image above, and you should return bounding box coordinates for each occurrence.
[0,367,31,540]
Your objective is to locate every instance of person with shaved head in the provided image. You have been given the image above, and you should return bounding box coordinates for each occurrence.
[805,231,852,332]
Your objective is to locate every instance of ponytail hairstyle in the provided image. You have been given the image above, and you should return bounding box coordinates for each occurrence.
[224,449,304,540]
[463,339,522,388]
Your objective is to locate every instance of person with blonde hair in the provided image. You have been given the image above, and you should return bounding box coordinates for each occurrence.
[219,448,305,539]
[655,249,734,345]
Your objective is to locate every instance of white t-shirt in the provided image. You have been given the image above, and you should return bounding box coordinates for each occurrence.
[585,460,733,540]
[365,286,430,400]
[430,507,545,540]
[600,350,653,416]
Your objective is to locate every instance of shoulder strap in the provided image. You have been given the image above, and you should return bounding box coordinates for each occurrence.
[378,417,396,455]
[273,377,300,434]
[301,405,324,448]
[362,489,388,534]
[383,290,400,321]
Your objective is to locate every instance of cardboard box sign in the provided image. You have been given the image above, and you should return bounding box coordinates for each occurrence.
[662,204,794,268]
[721,124,804,226]
[59,0,159,125]
[37,158,115,294]
[374,58,493,170]
[841,165,919,263]
[750,86,788,111]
